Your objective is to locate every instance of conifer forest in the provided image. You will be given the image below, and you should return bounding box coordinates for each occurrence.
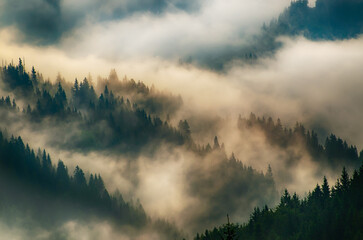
[0,0,362,239]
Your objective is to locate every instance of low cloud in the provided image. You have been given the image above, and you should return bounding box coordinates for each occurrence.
[1,33,363,236]
[0,0,291,63]
[2,0,362,70]
[0,0,204,45]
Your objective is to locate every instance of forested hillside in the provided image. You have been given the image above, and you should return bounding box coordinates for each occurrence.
[0,60,362,239]
[195,163,363,240]
[0,60,191,154]
[238,113,362,169]
[0,131,182,239]
[0,0,362,239]
[0,61,279,236]
[203,0,363,70]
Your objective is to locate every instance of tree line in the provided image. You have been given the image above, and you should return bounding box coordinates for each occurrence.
[0,130,147,227]
[195,162,363,240]
[238,113,361,168]
[0,60,191,153]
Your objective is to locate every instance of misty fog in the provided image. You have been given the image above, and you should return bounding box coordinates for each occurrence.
[0,0,362,239]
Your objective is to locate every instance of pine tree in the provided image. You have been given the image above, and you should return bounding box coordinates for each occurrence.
[224,214,236,240]
[73,166,87,187]
[266,164,273,178]
[72,78,79,98]
[322,176,330,199]
[213,136,220,149]
[55,82,67,108]
[56,160,69,186]
[340,167,350,192]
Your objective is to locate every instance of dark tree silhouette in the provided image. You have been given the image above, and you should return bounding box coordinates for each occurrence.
[238,113,361,169]
[0,131,147,228]
[195,163,363,240]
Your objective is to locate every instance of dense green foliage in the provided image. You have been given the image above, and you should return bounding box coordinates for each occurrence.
[271,0,363,40]
[1,61,362,239]
[238,113,361,169]
[0,131,146,227]
[0,62,281,233]
[254,0,363,57]
[0,60,192,153]
[196,0,363,70]
[195,163,363,240]
[185,148,278,231]
[97,69,183,117]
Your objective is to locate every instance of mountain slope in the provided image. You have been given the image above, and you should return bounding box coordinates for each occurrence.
[195,163,363,240]
[0,131,183,239]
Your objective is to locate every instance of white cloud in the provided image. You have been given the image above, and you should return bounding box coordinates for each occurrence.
[59,0,290,60]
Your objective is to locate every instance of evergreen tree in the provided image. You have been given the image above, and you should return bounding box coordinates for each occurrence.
[73,165,87,187]
[340,167,350,192]
[213,136,220,149]
[322,176,330,199]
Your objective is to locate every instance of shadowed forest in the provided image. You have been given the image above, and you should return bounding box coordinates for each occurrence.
[0,0,363,239]
[195,165,363,240]
[0,59,362,239]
